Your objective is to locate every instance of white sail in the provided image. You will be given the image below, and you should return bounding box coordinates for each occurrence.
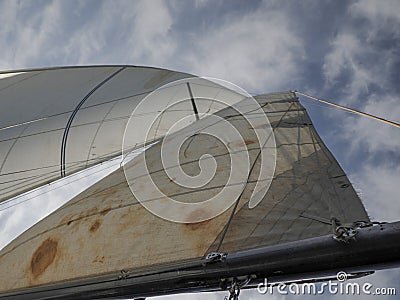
[0,66,193,203]
[0,90,369,293]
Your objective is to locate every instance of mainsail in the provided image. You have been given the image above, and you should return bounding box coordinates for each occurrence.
[0,66,193,204]
[0,64,374,299]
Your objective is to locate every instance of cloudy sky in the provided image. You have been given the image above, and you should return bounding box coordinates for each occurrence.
[0,0,399,299]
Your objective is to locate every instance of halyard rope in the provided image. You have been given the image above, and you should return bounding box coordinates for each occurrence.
[293,90,400,128]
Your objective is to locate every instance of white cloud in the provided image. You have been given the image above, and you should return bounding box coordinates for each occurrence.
[1,0,304,95]
[323,33,373,100]
[127,0,176,64]
[323,0,400,100]
[321,2,400,228]
[351,163,400,222]
[46,0,177,66]
[350,0,400,35]
[340,94,400,155]
[0,0,18,69]
[12,1,63,66]
[193,0,212,9]
[0,1,176,68]
[182,8,304,93]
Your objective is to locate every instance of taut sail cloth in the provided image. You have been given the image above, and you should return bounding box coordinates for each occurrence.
[0,66,193,204]
[0,66,369,297]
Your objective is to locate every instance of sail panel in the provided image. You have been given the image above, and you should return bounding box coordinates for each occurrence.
[0,91,369,293]
[212,93,368,252]
[0,66,193,203]
[0,67,117,128]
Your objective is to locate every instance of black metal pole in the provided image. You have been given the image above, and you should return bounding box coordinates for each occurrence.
[186,82,200,121]
[1,222,399,300]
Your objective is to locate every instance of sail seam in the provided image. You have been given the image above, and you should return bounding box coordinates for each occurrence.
[60,67,126,177]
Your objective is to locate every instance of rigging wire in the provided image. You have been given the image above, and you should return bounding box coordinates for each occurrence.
[293,91,400,129]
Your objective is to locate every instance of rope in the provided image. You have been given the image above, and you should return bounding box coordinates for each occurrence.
[293,91,400,128]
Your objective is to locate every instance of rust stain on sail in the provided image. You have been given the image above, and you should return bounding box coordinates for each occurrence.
[30,238,58,278]
[0,162,237,291]
[92,255,105,263]
[183,208,214,231]
[89,220,102,232]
